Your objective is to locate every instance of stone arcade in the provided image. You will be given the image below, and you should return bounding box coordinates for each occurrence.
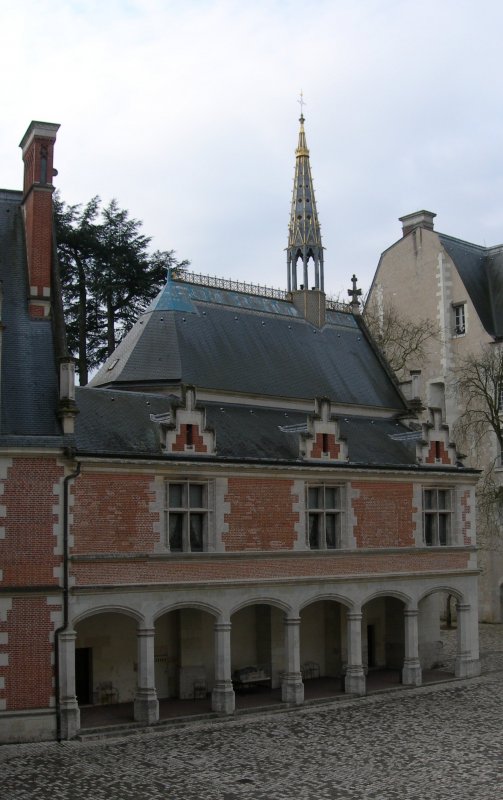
[0,118,480,743]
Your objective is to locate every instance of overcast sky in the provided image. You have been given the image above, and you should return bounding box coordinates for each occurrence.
[2,0,503,299]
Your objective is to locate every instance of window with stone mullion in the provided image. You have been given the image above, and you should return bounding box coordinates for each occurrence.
[307,485,342,550]
[166,481,207,552]
[423,488,451,546]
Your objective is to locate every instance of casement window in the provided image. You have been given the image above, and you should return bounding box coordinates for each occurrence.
[306,484,344,549]
[165,481,208,552]
[423,488,452,546]
[452,303,466,336]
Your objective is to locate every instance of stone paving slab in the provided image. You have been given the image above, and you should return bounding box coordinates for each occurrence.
[1,624,503,800]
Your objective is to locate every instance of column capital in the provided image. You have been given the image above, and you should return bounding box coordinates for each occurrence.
[456,603,470,613]
[284,616,301,627]
[347,611,362,622]
[404,608,419,618]
[137,627,155,638]
[214,621,232,633]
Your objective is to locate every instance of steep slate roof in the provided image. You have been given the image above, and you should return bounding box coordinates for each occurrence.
[0,190,62,439]
[74,387,421,466]
[91,276,406,412]
[439,233,503,339]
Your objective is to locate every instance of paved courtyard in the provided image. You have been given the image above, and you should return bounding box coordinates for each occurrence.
[2,624,503,800]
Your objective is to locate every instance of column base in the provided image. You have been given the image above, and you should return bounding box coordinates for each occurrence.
[281,673,304,705]
[345,668,366,696]
[134,689,159,725]
[455,656,481,679]
[211,682,235,715]
[59,699,80,740]
[402,660,422,686]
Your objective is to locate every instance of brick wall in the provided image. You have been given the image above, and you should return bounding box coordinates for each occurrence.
[0,458,63,586]
[72,473,159,554]
[0,597,58,710]
[223,478,299,550]
[71,549,470,587]
[352,481,416,548]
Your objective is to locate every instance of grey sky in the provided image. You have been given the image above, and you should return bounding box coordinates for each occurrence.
[2,0,503,298]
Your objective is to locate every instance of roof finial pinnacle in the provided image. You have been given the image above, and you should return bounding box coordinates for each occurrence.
[298,90,306,123]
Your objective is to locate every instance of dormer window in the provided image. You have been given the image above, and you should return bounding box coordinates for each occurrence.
[452,303,466,336]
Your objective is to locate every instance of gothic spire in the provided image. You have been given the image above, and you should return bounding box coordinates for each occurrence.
[287,109,324,292]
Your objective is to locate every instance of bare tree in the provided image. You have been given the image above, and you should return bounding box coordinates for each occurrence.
[452,344,503,453]
[363,300,438,375]
[453,343,503,539]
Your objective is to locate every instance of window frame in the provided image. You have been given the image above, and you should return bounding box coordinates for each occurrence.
[306,483,345,550]
[452,302,466,337]
[165,480,209,553]
[423,487,453,546]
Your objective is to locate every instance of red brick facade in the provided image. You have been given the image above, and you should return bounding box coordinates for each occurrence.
[71,473,158,554]
[0,597,58,710]
[71,549,470,587]
[223,478,299,551]
[352,481,416,548]
[0,458,63,586]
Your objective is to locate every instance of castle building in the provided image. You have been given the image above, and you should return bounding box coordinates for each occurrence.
[0,119,480,743]
[367,211,503,622]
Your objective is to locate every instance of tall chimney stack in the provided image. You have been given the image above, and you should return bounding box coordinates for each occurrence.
[19,121,60,318]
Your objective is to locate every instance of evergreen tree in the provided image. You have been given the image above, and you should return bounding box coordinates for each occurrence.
[54,194,188,385]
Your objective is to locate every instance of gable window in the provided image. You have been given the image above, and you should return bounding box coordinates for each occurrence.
[165,481,208,552]
[306,484,344,549]
[423,488,452,546]
[452,303,466,336]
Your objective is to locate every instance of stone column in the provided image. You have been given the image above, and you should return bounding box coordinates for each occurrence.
[211,621,235,714]
[345,611,366,695]
[402,609,422,686]
[134,627,159,724]
[455,603,481,678]
[281,616,304,705]
[58,628,80,739]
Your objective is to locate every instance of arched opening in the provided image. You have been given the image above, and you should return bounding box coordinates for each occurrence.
[362,596,405,691]
[75,611,138,728]
[299,599,346,699]
[154,607,215,718]
[231,603,284,709]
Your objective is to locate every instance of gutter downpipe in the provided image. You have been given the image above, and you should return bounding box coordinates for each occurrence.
[55,458,81,741]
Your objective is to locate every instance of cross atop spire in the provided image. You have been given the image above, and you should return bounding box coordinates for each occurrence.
[286,104,324,292]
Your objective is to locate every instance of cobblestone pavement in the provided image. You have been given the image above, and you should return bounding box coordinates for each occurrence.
[2,624,503,800]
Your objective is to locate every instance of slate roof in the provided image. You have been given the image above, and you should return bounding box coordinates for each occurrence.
[73,387,423,467]
[439,233,503,339]
[0,190,63,439]
[91,276,406,412]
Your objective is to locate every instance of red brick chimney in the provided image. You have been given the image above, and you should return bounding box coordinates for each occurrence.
[19,121,60,317]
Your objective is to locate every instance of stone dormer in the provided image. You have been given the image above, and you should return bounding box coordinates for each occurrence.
[301,397,348,462]
[163,386,215,456]
[416,408,458,466]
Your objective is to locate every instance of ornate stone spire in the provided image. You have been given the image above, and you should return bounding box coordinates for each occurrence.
[287,108,324,292]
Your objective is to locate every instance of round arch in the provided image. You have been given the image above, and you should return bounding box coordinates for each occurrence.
[299,592,353,613]
[361,589,412,608]
[417,585,464,606]
[230,596,292,617]
[72,604,145,627]
[153,600,221,623]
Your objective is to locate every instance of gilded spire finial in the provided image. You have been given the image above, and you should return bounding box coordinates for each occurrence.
[298,90,306,121]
